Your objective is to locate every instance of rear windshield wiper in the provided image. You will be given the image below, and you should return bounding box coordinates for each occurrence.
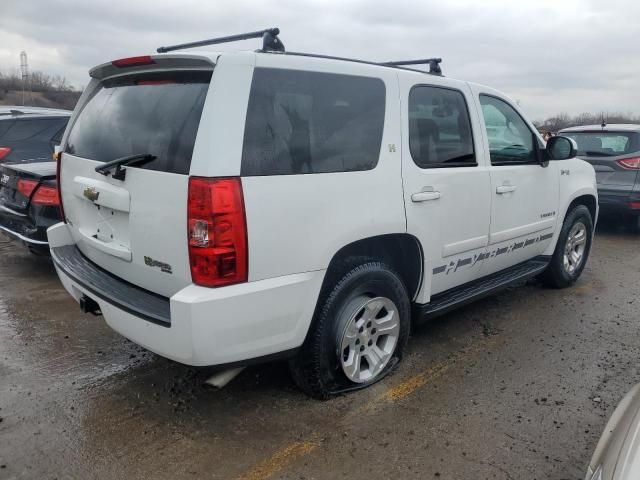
[95,153,157,181]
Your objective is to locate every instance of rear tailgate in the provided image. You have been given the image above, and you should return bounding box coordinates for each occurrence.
[59,57,214,298]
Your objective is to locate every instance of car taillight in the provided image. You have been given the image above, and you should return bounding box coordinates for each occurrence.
[111,56,155,68]
[55,151,66,221]
[617,157,640,170]
[629,201,640,209]
[188,177,248,287]
[32,185,60,206]
[0,147,11,161]
[17,179,39,198]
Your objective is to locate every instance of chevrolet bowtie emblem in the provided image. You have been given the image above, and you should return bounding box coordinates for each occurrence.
[83,186,100,202]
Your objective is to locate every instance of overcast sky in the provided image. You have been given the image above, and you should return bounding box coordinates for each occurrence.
[1,0,638,120]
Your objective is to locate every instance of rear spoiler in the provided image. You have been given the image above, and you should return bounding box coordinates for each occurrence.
[89,54,215,81]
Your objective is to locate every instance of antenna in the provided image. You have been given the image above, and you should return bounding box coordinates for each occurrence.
[157,28,284,54]
[20,51,28,106]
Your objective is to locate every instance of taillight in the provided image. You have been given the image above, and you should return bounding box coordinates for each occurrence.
[0,147,11,161]
[32,185,60,206]
[111,56,155,68]
[617,157,640,170]
[17,179,38,198]
[55,151,66,221]
[188,177,248,287]
[629,202,640,210]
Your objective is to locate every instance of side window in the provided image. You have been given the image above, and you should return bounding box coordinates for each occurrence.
[241,68,386,176]
[408,86,475,168]
[479,95,537,165]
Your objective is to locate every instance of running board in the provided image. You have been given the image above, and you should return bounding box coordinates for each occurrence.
[414,256,550,322]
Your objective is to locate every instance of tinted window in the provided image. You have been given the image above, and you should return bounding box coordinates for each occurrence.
[480,95,537,165]
[0,119,15,138]
[66,71,211,175]
[560,132,636,157]
[2,118,67,142]
[409,86,475,168]
[241,68,386,176]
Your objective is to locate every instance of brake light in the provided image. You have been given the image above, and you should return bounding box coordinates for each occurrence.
[0,147,11,160]
[188,177,248,287]
[32,185,60,206]
[17,179,38,198]
[629,202,640,210]
[617,157,640,170]
[111,55,155,68]
[55,151,66,221]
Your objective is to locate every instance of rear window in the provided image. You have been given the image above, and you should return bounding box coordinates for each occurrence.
[560,131,637,157]
[65,71,211,175]
[0,117,68,142]
[241,68,386,176]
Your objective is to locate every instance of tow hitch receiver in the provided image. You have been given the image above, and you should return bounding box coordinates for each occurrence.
[79,295,101,316]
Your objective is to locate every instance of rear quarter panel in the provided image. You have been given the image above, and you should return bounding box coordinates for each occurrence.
[213,55,406,281]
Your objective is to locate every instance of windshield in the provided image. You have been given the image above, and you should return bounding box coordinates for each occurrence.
[560,131,636,157]
[65,70,211,175]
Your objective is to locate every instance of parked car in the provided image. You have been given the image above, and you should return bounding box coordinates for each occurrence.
[585,384,640,480]
[0,107,69,252]
[48,29,597,398]
[559,124,640,228]
[0,106,70,164]
[0,162,60,255]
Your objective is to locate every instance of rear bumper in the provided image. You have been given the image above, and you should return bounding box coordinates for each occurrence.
[0,203,61,245]
[597,185,640,216]
[47,222,324,367]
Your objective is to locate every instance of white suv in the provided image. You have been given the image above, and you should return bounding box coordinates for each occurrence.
[49,29,597,398]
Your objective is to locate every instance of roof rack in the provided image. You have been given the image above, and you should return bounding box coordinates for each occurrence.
[156,28,443,76]
[157,28,284,54]
[382,58,442,75]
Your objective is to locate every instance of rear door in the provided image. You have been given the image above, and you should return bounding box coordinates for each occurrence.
[60,63,213,297]
[401,77,491,298]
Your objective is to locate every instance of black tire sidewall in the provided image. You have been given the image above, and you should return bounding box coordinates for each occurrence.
[551,205,593,285]
[315,263,411,393]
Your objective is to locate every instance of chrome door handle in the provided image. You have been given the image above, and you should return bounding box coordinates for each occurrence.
[496,185,516,194]
[411,191,441,202]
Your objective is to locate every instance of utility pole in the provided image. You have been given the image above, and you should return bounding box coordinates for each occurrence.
[20,51,28,106]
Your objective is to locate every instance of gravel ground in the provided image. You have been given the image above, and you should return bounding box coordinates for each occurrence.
[0,220,638,480]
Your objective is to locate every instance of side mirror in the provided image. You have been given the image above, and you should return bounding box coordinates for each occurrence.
[546,136,577,160]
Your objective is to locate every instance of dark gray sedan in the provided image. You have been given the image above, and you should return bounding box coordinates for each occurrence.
[560,124,640,227]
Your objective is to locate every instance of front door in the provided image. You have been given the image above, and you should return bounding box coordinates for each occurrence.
[472,90,559,275]
[401,78,491,301]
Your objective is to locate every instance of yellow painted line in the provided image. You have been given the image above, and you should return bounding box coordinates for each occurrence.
[378,361,451,403]
[236,440,320,480]
[237,336,502,479]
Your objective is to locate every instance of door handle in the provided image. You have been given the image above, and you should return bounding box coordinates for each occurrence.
[496,185,517,194]
[411,190,441,202]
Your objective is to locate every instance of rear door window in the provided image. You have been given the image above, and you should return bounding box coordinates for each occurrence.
[408,86,475,168]
[65,71,211,175]
[241,68,386,176]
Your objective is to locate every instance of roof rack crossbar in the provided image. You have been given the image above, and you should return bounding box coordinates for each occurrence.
[382,58,443,75]
[157,28,284,54]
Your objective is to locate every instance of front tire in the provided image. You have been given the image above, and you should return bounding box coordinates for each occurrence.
[540,205,593,288]
[289,261,410,399]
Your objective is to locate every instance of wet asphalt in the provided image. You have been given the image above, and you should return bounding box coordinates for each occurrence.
[0,221,639,480]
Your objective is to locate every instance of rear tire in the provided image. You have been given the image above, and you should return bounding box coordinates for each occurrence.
[289,261,410,399]
[540,205,593,288]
